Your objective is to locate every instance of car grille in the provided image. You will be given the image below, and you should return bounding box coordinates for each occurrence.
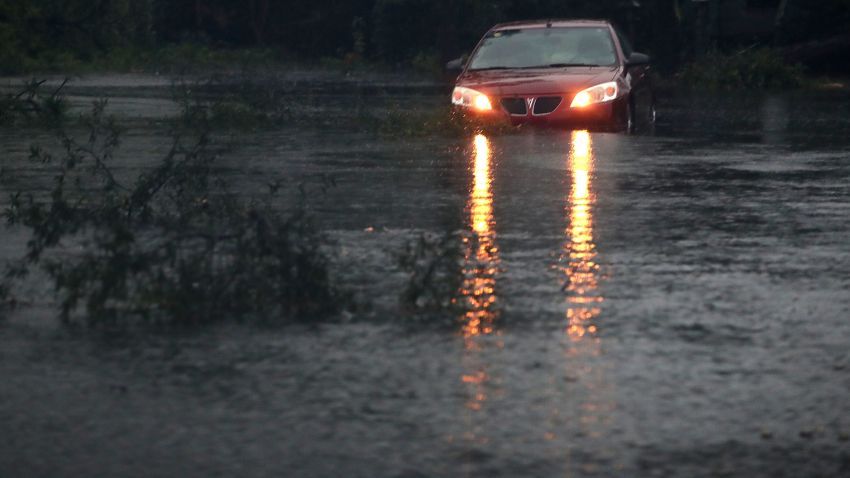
[533,96,562,115]
[500,98,527,115]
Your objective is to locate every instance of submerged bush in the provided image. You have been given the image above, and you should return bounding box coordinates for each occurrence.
[0,278,11,316]
[4,100,342,327]
[167,76,293,131]
[398,232,464,314]
[172,73,515,136]
[677,48,804,90]
[0,79,69,127]
[376,104,517,138]
[398,228,503,332]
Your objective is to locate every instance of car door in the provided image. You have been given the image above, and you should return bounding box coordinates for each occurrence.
[615,27,652,127]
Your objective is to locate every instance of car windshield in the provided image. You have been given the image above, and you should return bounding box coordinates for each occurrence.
[468,26,617,70]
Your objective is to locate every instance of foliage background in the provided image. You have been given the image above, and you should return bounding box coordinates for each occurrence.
[0,1,848,74]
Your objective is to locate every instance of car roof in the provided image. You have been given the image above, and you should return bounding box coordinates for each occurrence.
[491,19,612,31]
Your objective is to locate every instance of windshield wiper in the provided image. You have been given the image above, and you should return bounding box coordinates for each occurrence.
[468,66,512,71]
[470,63,601,71]
[542,63,600,68]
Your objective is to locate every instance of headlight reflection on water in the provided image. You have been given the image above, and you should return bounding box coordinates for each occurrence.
[461,133,500,338]
[457,131,613,462]
[564,130,602,340]
[460,133,501,419]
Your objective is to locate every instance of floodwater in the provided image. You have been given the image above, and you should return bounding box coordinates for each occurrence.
[2,74,850,477]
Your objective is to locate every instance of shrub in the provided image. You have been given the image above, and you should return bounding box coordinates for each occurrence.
[4,99,342,327]
[0,78,69,127]
[398,232,464,314]
[398,228,503,330]
[677,48,804,90]
[168,75,293,131]
[410,50,442,77]
[375,104,517,138]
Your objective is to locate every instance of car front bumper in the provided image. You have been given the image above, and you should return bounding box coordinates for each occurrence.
[456,96,625,130]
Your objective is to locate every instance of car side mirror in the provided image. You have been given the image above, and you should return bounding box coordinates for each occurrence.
[626,52,651,66]
[445,55,467,73]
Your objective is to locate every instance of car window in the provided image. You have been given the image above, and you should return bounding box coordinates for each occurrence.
[468,27,617,70]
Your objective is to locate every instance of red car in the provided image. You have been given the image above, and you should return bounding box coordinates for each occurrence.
[448,19,655,132]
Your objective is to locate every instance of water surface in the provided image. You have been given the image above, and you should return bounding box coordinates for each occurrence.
[1,76,849,477]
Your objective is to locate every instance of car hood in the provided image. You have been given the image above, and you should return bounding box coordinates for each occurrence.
[457,66,619,96]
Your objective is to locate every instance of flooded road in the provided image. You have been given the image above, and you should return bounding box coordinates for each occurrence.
[2,75,850,477]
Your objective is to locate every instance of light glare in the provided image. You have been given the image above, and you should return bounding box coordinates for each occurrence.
[570,81,619,108]
[452,86,493,112]
[473,94,492,111]
[572,91,591,108]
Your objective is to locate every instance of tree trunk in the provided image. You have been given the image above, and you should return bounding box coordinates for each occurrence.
[249,0,270,45]
[195,0,202,29]
[773,0,789,45]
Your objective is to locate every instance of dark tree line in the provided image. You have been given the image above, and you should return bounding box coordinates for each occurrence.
[1,0,848,73]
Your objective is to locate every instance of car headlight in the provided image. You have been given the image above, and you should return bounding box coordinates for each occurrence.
[452,86,493,111]
[570,81,619,108]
